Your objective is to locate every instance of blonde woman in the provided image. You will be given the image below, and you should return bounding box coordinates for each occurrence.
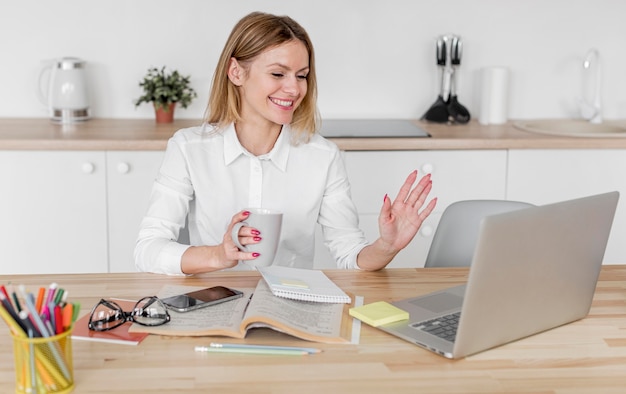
[135,12,437,275]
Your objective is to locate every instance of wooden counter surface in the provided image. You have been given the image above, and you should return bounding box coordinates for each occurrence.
[2,117,626,151]
[1,266,626,393]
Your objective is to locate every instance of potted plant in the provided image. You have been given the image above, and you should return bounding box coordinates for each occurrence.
[134,66,197,123]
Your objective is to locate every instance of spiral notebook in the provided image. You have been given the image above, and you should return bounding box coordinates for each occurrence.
[258,266,351,304]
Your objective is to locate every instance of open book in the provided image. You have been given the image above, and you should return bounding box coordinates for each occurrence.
[128,280,355,344]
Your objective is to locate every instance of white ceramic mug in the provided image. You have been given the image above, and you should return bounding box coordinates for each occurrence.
[231,208,283,268]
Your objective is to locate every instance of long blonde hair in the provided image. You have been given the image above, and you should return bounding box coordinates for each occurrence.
[205,12,319,142]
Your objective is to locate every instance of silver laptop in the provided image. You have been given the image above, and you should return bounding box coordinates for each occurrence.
[379,191,619,359]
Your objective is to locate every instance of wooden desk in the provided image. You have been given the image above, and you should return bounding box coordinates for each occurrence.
[1,267,626,393]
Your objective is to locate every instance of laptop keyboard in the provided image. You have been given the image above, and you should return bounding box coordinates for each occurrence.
[411,312,460,342]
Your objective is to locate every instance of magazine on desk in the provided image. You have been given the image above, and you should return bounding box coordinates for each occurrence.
[129,280,355,344]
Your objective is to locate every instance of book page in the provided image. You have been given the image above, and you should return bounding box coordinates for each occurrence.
[242,280,352,343]
[128,285,254,337]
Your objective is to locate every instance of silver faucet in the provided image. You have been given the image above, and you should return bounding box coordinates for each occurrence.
[579,48,602,124]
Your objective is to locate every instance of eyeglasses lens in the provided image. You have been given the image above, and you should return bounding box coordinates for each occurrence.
[88,297,170,331]
[132,297,170,326]
[89,299,125,331]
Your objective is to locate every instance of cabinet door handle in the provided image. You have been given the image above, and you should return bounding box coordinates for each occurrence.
[117,162,131,174]
[82,162,95,174]
[420,225,434,237]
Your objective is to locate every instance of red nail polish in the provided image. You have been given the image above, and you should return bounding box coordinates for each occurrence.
[243,211,250,216]
[252,252,260,257]
[253,236,262,242]
[251,229,260,235]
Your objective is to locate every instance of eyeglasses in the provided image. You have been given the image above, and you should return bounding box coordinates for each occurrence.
[88,296,171,331]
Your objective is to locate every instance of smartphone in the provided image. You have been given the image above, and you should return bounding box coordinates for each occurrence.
[161,286,244,312]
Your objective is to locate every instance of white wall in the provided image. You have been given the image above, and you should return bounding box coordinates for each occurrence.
[2,0,625,121]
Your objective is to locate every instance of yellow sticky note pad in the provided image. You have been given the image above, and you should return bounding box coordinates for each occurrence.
[280,278,309,289]
[349,301,409,327]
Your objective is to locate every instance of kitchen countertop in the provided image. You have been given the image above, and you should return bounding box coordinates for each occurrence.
[2,117,626,151]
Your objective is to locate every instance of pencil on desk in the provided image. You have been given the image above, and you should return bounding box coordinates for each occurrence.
[195,346,311,356]
[205,342,322,354]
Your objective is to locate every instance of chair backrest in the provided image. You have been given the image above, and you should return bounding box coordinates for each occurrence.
[424,200,534,267]
[178,216,190,245]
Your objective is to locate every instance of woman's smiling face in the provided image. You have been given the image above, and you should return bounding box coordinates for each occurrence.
[232,40,310,128]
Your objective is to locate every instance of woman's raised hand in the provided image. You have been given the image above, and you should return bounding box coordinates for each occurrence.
[377,170,437,254]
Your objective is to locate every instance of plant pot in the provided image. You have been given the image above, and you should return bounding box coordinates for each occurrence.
[154,103,176,123]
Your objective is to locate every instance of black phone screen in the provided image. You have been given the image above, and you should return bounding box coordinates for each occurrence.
[162,286,243,311]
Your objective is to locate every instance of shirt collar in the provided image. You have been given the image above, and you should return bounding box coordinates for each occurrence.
[223,123,290,172]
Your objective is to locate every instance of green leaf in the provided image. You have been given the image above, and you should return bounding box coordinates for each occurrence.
[134,66,198,109]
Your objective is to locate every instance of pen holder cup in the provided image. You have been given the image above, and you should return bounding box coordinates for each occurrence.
[11,328,74,393]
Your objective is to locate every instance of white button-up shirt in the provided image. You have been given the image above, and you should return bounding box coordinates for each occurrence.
[135,123,368,275]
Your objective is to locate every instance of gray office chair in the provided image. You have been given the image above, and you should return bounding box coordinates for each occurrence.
[424,200,534,267]
[178,216,190,245]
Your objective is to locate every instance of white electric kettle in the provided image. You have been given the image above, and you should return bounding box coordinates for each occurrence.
[39,57,90,123]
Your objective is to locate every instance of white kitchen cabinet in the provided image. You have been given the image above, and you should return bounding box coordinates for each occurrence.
[9,147,621,273]
[314,150,508,268]
[0,151,108,274]
[106,151,164,272]
[507,149,626,264]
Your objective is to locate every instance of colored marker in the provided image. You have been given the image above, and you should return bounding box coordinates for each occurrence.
[54,305,63,335]
[18,285,71,381]
[62,303,74,331]
[0,292,27,333]
[11,291,22,312]
[35,287,45,313]
[40,283,57,321]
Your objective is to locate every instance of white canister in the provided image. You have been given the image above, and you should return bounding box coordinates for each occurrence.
[478,66,509,125]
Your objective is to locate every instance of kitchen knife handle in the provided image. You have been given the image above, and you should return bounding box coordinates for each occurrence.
[450,36,462,66]
[436,36,447,66]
